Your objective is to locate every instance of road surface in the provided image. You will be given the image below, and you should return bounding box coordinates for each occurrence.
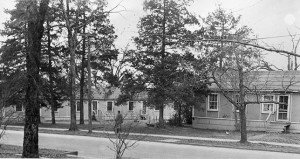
[1,130,300,159]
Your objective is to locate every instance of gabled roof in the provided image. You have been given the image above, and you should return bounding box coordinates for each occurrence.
[76,87,148,100]
[210,71,300,92]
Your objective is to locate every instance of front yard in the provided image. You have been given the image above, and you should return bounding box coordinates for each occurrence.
[9,120,300,145]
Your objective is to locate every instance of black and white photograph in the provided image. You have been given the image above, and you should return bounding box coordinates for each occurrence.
[0,0,300,158]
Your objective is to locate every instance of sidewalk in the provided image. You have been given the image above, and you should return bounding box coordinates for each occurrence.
[7,125,300,148]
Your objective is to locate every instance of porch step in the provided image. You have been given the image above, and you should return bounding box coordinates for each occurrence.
[266,122,290,133]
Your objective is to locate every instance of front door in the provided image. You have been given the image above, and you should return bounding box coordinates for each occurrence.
[277,95,289,121]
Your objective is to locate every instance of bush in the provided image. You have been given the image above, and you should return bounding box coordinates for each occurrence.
[168,113,182,126]
[168,106,192,126]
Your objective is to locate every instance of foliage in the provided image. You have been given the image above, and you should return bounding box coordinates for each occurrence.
[0,0,68,118]
[168,108,191,126]
[118,0,200,127]
[198,6,262,143]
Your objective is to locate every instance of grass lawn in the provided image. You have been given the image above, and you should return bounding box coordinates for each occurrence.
[0,144,75,158]
[6,120,300,155]
[9,120,300,144]
[30,120,300,144]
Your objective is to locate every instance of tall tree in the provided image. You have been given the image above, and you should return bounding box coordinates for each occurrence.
[39,1,68,125]
[201,6,241,68]
[60,0,118,131]
[79,12,86,125]
[22,0,49,157]
[127,0,198,127]
[199,7,261,143]
[168,53,208,126]
[60,0,80,131]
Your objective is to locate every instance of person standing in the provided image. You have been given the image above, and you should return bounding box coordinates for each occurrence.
[115,111,123,133]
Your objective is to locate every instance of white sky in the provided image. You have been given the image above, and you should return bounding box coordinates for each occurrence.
[1,0,300,70]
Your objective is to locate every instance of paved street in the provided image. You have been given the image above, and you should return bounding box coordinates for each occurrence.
[2,130,300,159]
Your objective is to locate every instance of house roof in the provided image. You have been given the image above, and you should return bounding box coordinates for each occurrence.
[209,71,300,92]
[76,87,148,101]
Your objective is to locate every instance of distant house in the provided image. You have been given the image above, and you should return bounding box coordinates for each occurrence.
[40,88,175,123]
[192,71,300,133]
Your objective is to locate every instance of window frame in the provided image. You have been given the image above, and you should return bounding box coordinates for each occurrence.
[232,94,240,113]
[107,101,113,111]
[142,101,147,114]
[76,101,81,112]
[15,104,23,112]
[207,93,219,111]
[261,95,275,114]
[92,101,98,114]
[128,101,134,111]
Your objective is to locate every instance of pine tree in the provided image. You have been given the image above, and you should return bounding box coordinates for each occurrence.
[128,0,198,127]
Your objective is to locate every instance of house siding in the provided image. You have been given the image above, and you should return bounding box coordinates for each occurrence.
[291,94,300,122]
[192,117,267,131]
[40,99,175,122]
[219,94,233,119]
[192,93,300,132]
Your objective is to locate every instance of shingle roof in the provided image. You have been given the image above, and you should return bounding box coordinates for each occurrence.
[210,71,300,92]
[76,87,148,100]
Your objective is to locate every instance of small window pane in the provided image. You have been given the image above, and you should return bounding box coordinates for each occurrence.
[263,104,273,112]
[209,94,218,110]
[107,102,112,111]
[142,102,147,114]
[129,101,134,111]
[76,101,81,111]
[16,104,22,112]
[93,101,97,111]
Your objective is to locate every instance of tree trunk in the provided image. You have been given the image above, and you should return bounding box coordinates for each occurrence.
[295,55,298,70]
[79,13,86,125]
[158,0,166,128]
[238,67,247,143]
[69,39,78,131]
[47,20,56,125]
[87,37,92,133]
[22,0,49,157]
[158,103,164,127]
[239,105,247,143]
[178,102,182,126]
[63,0,78,131]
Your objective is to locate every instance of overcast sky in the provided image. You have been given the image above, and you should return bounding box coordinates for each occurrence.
[1,0,300,70]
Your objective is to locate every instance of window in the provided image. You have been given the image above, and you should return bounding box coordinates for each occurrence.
[92,101,97,114]
[142,102,147,114]
[129,101,134,111]
[208,94,218,111]
[261,95,274,113]
[16,104,23,112]
[233,94,240,112]
[76,101,81,112]
[107,101,113,111]
[155,105,159,110]
[278,95,289,120]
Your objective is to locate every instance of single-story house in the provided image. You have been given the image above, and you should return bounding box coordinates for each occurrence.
[192,71,300,133]
[39,88,175,123]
